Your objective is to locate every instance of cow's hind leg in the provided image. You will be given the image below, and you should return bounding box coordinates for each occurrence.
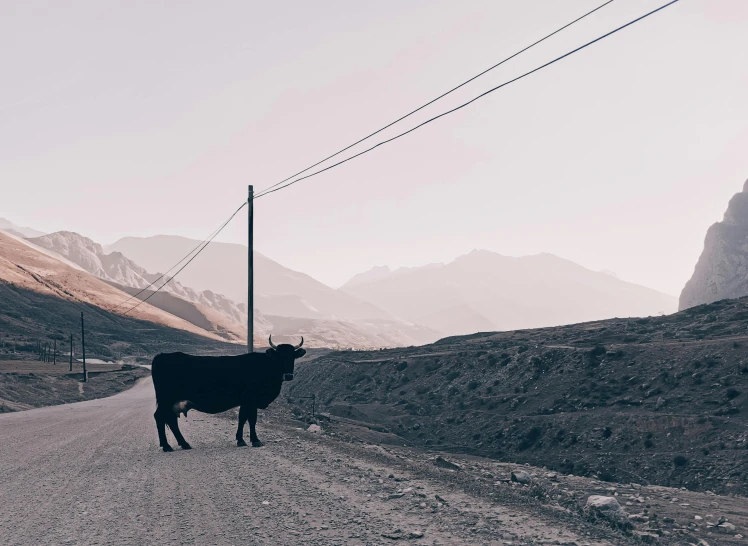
[166,414,191,450]
[236,405,248,447]
[248,406,263,447]
[154,409,173,452]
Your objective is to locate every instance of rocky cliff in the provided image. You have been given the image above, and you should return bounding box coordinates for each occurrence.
[680,179,748,310]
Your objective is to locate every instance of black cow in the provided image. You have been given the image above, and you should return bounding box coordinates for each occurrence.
[151,336,306,452]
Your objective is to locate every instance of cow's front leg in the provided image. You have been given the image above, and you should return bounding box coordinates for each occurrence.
[248,406,263,447]
[236,405,248,447]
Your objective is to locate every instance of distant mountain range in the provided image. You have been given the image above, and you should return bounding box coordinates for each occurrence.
[108,235,438,346]
[1,218,683,348]
[0,218,45,239]
[341,250,678,334]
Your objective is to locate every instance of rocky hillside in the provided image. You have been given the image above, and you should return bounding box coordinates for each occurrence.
[342,250,678,335]
[681,179,748,310]
[289,297,748,496]
[0,231,242,359]
[28,232,247,327]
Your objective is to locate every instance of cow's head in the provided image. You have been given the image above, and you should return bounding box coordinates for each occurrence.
[266,335,306,381]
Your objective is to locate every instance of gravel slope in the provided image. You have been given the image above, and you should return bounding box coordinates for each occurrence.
[0,378,628,546]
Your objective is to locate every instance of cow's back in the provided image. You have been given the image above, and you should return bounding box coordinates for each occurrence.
[151,352,248,406]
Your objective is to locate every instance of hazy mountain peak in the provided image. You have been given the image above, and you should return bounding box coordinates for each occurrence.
[343,249,677,334]
[0,218,46,239]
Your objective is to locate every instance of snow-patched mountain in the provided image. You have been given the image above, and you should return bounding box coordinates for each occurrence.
[342,250,678,336]
[28,232,247,328]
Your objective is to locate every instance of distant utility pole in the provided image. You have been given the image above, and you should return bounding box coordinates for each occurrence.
[80,312,87,382]
[248,184,254,353]
[53,340,56,365]
[69,334,73,372]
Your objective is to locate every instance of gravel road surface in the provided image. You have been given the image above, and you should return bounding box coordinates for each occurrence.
[0,378,623,545]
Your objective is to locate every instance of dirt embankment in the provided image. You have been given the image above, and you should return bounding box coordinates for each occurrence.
[289,297,748,497]
[0,363,149,412]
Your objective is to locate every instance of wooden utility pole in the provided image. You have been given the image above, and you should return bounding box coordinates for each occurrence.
[53,340,56,365]
[80,312,87,382]
[69,334,73,372]
[248,184,254,353]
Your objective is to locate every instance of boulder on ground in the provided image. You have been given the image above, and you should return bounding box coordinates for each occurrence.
[717,522,736,533]
[511,470,532,484]
[433,456,461,470]
[307,424,322,433]
[585,495,630,527]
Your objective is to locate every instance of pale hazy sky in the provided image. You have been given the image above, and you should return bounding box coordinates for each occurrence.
[2,0,747,296]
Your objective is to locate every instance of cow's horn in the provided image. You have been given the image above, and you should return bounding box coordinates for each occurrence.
[294,336,304,350]
[268,335,278,350]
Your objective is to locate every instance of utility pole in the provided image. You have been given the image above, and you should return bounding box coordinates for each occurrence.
[81,312,87,382]
[69,334,73,372]
[53,340,56,365]
[248,184,254,353]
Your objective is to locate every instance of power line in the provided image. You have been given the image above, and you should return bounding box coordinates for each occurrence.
[255,0,680,201]
[125,0,678,318]
[122,202,247,316]
[253,0,617,199]
[117,201,248,309]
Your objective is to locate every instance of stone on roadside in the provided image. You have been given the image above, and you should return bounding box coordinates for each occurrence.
[633,531,659,543]
[433,456,461,470]
[381,528,422,540]
[510,470,532,485]
[307,424,322,433]
[716,522,736,533]
[585,495,630,527]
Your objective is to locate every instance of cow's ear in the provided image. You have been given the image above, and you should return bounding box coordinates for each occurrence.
[266,348,277,357]
[294,348,306,359]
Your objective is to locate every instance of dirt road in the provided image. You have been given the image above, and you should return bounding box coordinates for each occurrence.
[0,379,636,545]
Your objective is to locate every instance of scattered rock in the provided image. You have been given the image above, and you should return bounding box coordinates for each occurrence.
[381,529,424,540]
[307,424,322,433]
[511,470,532,485]
[633,531,660,543]
[433,456,461,470]
[387,493,405,500]
[585,495,629,526]
[716,522,736,533]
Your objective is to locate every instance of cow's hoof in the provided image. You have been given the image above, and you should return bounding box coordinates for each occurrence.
[162,444,174,452]
[180,443,192,450]
[251,440,264,448]
[237,439,247,447]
